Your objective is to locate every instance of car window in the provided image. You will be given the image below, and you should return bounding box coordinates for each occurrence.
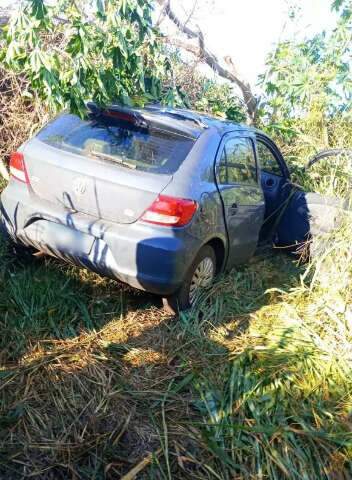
[256,140,282,176]
[37,113,195,175]
[218,137,257,186]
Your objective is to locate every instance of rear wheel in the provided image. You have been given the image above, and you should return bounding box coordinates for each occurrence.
[163,245,216,315]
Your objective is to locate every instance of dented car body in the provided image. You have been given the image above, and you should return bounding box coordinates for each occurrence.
[0,105,344,310]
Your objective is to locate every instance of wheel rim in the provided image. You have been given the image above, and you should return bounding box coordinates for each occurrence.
[189,257,215,305]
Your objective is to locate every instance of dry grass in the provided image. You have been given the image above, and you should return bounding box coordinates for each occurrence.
[1,58,352,480]
[0,237,307,479]
[1,235,351,479]
[0,67,49,175]
[1,177,352,478]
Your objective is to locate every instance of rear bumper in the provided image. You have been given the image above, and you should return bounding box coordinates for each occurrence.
[0,182,200,295]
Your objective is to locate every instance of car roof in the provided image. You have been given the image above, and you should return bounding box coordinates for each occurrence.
[102,103,256,138]
[142,104,253,135]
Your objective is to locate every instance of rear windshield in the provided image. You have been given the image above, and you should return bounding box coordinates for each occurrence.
[37,113,195,174]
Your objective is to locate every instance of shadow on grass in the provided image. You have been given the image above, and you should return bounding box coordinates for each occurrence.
[0,236,160,364]
[0,230,311,478]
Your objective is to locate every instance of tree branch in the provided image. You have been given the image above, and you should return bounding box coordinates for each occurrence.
[156,0,258,123]
[156,0,198,39]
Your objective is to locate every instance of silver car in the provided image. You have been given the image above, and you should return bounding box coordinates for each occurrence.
[0,104,334,312]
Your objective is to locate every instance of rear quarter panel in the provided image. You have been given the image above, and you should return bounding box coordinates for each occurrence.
[162,127,228,254]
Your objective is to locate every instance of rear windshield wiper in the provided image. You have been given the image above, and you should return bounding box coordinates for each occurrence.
[89,150,137,170]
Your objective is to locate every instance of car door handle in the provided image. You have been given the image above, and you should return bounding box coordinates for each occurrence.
[229,203,238,215]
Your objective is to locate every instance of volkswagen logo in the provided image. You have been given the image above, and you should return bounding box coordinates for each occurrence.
[73,177,88,196]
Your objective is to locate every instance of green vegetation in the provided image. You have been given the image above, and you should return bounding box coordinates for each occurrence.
[1,215,352,478]
[1,0,167,115]
[258,0,351,160]
[163,55,246,122]
[1,0,352,478]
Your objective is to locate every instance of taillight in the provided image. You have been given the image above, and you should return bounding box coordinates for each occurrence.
[141,195,198,227]
[9,152,29,184]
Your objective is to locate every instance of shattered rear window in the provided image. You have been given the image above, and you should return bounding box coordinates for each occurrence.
[37,113,195,174]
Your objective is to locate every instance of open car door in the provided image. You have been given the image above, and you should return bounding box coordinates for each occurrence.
[274,149,350,251]
[255,134,293,242]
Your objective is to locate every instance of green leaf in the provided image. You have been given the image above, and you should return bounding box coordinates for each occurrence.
[30,0,48,21]
[96,0,105,15]
[332,0,345,11]
[2,0,166,117]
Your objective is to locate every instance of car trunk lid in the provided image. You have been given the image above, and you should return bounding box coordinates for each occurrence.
[24,138,173,224]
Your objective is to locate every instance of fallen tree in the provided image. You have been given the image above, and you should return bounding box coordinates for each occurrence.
[156,0,259,123]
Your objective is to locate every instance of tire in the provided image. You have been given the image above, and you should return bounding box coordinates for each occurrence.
[163,245,216,315]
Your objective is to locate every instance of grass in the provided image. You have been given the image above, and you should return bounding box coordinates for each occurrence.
[1,221,352,479]
[1,28,352,478]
